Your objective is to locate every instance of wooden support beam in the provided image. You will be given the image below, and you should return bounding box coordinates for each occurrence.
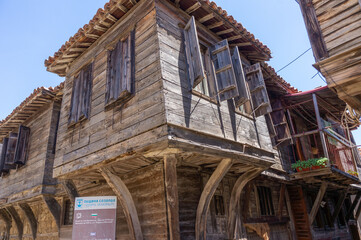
[227,35,242,42]
[129,0,137,6]
[84,34,99,40]
[42,196,62,230]
[0,208,12,239]
[216,28,234,35]
[312,94,330,163]
[230,42,252,47]
[331,191,347,225]
[355,196,361,219]
[186,2,201,14]
[100,167,143,240]
[228,169,263,240]
[198,13,214,24]
[207,22,223,30]
[196,158,233,240]
[18,203,37,240]
[61,180,79,205]
[93,25,108,32]
[116,3,129,13]
[105,13,117,22]
[164,155,180,240]
[346,192,361,221]
[6,206,23,240]
[309,182,328,224]
[277,184,286,218]
[174,0,181,8]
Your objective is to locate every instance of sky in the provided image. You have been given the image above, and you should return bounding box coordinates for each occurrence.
[0,0,360,145]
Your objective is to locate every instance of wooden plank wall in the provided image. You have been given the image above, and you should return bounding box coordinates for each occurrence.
[155,0,274,153]
[53,0,168,177]
[313,0,361,56]
[0,102,57,200]
[61,163,168,240]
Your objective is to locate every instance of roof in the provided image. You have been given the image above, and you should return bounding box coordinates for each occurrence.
[44,0,272,76]
[0,83,64,141]
[262,62,299,96]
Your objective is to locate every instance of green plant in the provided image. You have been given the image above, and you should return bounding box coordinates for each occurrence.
[291,157,328,171]
[347,170,358,177]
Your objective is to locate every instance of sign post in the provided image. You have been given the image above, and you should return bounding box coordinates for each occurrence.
[72,196,117,240]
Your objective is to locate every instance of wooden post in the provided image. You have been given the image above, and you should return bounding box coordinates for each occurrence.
[100,167,143,240]
[355,197,361,220]
[312,93,330,165]
[18,203,37,240]
[0,208,12,240]
[163,155,180,240]
[42,196,62,230]
[195,158,233,240]
[346,192,361,221]
[277,184,286,218]
[227,168,263,239]
[61,180,79,205]
[285,188,297,240]
[6,206,23,240]
[309,182,328,224]
[331,191,347,225]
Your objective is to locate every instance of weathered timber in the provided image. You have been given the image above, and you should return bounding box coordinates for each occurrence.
[61,180,79,204]
[0,208,12,239]
[346,191,361,221]
[195,158,233,240]
[309,182,328,224]
[18,203,37,239]
[277,184,286,218]
[164,155,180,240]
[6,206,23,240]
[42,195,62,230]
[99,167,143,240]
[227,169,263,239]
[330,191,347,225]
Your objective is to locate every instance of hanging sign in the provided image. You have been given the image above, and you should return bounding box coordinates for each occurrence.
[72,196,117,240]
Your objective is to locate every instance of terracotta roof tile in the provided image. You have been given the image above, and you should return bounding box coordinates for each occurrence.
[263,62,299,94]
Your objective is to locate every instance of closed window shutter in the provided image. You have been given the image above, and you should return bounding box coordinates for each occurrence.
[244,63,272,117]
[4,133,18,169]
[0,139,8,173]
[231,47,250,107]
[184,16,206,88]
[270,100,291,142]
[106,31,135,104]
[79,63,93,120]
[69,74,81,125]
[209,39,239,101]
[14,126,31,165]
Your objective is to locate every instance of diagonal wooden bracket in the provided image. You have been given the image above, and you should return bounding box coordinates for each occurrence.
[42,196,62,230]
[61,180,79,204]
[6,206,23,240]
[309,182,328,224]
[330,191,347,225]
[346,191,361,221]
[227,168,264,239]
[196,158,233,240]
[0,208,12,239]
[100,167,143,240]
[18,203,37,240]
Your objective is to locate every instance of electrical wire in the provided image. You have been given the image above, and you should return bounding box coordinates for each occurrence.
[276,47,312,73]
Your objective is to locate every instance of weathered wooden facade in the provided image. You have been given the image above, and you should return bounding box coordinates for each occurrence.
[298,0,361,112]
[0,0,361,239]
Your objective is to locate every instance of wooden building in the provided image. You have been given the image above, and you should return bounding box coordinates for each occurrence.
[298,0,361,112]
[0,86,63,240]
[0,0,360,239]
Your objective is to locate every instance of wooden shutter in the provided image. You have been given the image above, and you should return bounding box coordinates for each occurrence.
[4,133,18,169]
[209,39,239,101]
[244,63,272,117]
[203,49,217,99]
[14,126,31,165]
[106,31,134,104]
[184,16,206,88]
[231,47,249,107]
[79,64,92,120]
[270,100,291,142]
[69,74,81,125]
[0,139,8,173]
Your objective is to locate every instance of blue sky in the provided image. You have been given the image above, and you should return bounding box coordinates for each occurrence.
[0,0,360,144]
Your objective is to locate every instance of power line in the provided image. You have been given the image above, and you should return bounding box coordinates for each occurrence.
[276,47,312,73]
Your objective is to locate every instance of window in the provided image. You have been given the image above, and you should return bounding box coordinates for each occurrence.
[257,186,275,216]
[63,199,74,225]
[106,31,135,106]
[69,63,93,125]
[0,125,31,173]
[183,16,271,117]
